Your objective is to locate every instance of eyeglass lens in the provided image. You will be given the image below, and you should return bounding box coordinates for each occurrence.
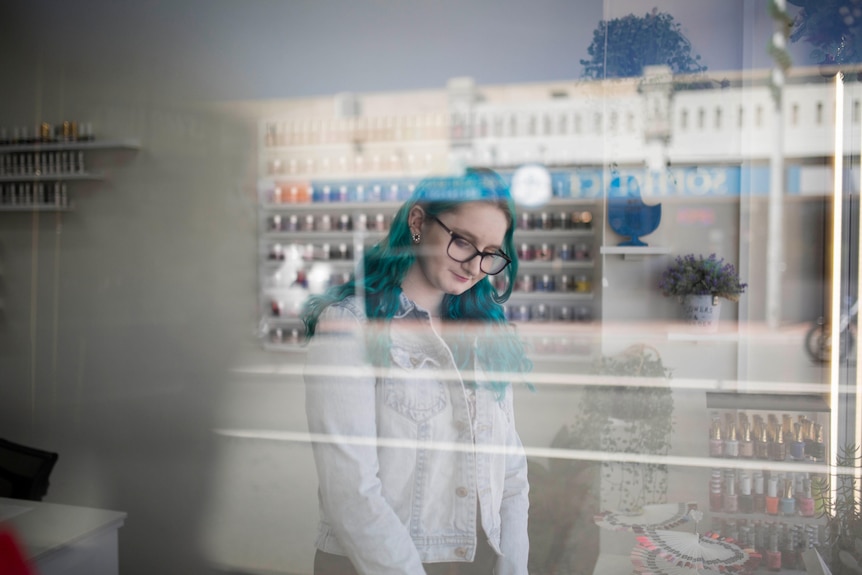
[447,236,508,275]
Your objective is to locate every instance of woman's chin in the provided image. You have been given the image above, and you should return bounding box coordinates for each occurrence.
[445,283,474,296]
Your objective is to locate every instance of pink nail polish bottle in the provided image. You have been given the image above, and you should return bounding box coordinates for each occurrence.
[799,478,816,517]
[767,531,782,571]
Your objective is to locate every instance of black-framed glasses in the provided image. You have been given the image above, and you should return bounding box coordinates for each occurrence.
[430,216,511,275]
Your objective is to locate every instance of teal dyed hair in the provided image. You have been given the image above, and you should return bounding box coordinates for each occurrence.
[302,168,531,397]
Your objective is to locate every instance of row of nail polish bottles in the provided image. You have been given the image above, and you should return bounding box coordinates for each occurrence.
[711,516,823,572]
[708,411,826,463]
[709,469,818,517]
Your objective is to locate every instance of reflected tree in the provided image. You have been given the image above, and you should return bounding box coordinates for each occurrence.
[580,9,707,79]
[789,0,862,66]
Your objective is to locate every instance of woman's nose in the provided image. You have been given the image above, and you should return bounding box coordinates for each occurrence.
[463,255,482,277]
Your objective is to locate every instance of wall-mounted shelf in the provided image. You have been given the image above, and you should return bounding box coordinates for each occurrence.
[600,245,671,260]
[600,246,671,255]
[264,230,385,242]
[519,260,593,271]
[0,204,74,212]
[261,200,402,212]
[516,229,593,239]
[0,172,104,183]
[508,292,593,302]
[667,331,740,342]
[706,392,829,412]
[0,135,139,213]
[0,139,141,153]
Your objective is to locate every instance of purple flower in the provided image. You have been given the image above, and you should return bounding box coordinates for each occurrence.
[660,253,747,302]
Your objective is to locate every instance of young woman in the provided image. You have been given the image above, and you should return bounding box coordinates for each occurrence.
[302,168,532,575]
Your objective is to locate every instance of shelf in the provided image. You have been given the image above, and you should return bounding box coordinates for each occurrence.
[262,342,306,353]
[667,331,741,342]
[0,204,73,212]
[262,259,356,270]
[261,201,403,213]
[259,197,599,213]
[515,229,594,239]
[264,230,385,242]
[0,172,104,183]
[706,392,829,412]
[519,260,593,270]
[708,510,825,525]
[600,246,672,259]
[507,291,593,302]
[261,257,592,272]
[0,139,141,154]
[264,316,304,326]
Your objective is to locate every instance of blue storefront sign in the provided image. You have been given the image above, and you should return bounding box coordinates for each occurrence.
[294,164,843,204]
[558,166,783,199]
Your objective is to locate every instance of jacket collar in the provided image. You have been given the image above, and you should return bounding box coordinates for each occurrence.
[394,291,435,320]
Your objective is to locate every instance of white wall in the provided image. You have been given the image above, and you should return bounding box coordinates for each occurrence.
[0,4,262,574]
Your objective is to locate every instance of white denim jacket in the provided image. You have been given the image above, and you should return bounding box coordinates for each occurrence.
[304,293,529,575]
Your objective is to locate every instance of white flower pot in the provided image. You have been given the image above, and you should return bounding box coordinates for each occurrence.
[680,294,721,332]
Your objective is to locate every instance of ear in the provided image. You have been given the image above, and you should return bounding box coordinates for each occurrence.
[407,205,426,236]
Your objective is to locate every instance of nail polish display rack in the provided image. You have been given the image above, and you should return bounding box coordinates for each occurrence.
[704,406,829,573]
[256,121,602,353]
[0,122,140,212]
[258,191,600,352]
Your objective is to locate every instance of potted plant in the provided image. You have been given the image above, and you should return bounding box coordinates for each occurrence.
[812,444,862,575]
[577,344,675,511]
[659,253,747,330]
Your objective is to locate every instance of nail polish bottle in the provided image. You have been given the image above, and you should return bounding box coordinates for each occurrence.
[799,478,816,517]
[801,527,813,560]
[755,425,770,460]
[723,474,739,513]
[755,521,767,554]
[709,421,724,457]
[790,423,806,461]
[724,518,739,542]
[766,476,780,516]
[710,469,723,512]
[780,479,796,516]
[739,522,753,549]
[782,414,794,443]
[802,417,814,454]
[725,424,739,458]
[767,531,782,571]
[782,524,799,569]
[739,472,754,514]
[754,473,766,514]
[808,423,826,463]
[738,424,755,459]
[768,425,786,461]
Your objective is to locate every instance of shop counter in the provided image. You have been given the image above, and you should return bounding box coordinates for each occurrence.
[0,497,126,575]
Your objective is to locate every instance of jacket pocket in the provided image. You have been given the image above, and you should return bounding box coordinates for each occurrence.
[382,346,448,423]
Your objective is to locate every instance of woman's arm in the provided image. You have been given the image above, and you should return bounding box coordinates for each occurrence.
[304,304,426,575]
[495,388,530,575]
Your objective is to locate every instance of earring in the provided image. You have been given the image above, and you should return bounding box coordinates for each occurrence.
[412,232,421,244]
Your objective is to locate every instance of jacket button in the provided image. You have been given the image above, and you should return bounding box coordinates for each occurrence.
[455,487,468,497]
[454,547,468,558]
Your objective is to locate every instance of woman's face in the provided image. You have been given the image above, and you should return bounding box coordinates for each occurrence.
[410,202,509,298]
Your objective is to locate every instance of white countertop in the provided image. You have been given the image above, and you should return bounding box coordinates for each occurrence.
[0,497,126,562]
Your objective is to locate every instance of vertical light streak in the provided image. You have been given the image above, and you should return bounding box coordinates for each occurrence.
[766,0,787,328]
[856,79,862,513]
[830,72,845,508]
